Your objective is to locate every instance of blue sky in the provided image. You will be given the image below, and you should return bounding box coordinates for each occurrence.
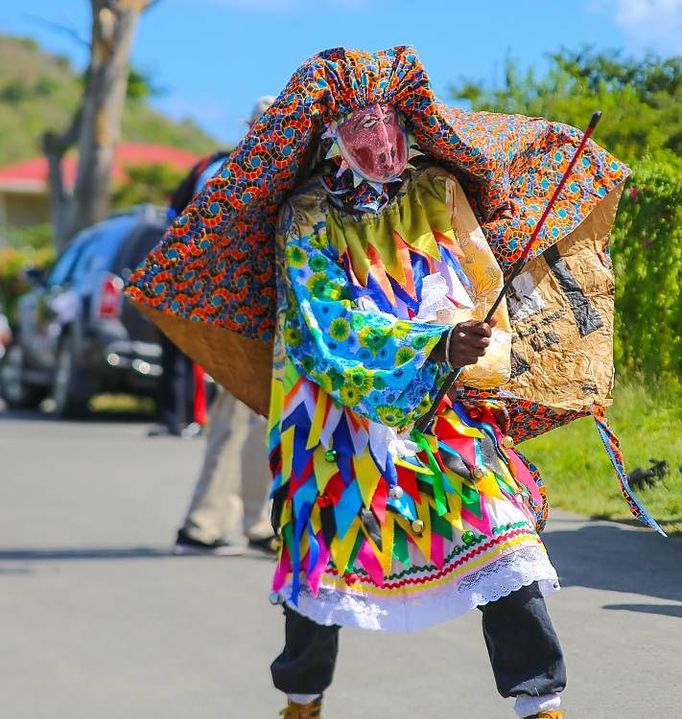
[2,0,681,145]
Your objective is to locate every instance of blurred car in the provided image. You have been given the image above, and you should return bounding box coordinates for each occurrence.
[0,206,166,417]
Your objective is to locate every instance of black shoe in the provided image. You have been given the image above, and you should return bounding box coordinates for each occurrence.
[172,529,244,556]
[246,535,279,557]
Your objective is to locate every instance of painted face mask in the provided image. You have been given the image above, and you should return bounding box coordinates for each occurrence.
[336,104,408,183]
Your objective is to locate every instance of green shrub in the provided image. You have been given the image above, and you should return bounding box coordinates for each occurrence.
[4,223,54,251]
[0,246,55,320]
[611,157,682,382]
[111,162,185,210]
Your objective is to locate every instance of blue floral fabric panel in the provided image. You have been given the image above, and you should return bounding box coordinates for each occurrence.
[280,218,450,428]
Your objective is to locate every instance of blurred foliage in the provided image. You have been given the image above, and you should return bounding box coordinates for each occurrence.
[451,46,682,167]
[611,159,682,381]
[3,223,54,251]
[452,47,682,383]
[0,32,213,319]
[0,34,217,166]
[111,162,185,209]
[0,224,56,317]
[0,245,55,320]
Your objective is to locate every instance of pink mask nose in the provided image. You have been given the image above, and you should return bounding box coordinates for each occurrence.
[337,104,408,183]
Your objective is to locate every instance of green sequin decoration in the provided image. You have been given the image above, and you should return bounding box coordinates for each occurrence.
[462,530,476,546]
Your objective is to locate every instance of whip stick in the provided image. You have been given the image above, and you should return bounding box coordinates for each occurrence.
[414,111,603,434]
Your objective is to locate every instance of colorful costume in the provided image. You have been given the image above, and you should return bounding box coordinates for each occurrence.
[267,164,559,630]
[126,47,659,717]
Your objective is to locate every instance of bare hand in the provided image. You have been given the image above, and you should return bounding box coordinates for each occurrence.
[448,320,492,368]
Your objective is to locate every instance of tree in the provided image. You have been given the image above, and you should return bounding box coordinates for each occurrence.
[450,47,682,167]
[42,1,155,250]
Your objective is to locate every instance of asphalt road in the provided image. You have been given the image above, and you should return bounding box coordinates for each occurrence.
[1,407,681,719]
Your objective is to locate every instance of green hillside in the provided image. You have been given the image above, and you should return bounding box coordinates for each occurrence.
[0,34,218,166]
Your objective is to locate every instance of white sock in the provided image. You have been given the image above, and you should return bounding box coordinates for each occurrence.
[287,694,320,705]
[514,692,561,717]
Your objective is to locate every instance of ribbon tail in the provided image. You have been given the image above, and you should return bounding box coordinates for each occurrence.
[291,502,312,604]
[591,405,666,537]
[411,429,448,514]
[306,521,320,580]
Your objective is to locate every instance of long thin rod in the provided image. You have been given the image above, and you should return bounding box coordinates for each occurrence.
[414,111,603,434]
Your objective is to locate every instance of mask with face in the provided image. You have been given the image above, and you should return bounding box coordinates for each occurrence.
[336,104,408,183]
[320,103,413,213]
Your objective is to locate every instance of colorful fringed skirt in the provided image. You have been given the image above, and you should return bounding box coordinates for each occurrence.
[269,386,559,633]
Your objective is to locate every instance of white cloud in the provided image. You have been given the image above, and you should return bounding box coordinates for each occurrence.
[594,0,682,54]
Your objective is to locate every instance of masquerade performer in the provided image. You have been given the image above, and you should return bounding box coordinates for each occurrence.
[126,48,660,719]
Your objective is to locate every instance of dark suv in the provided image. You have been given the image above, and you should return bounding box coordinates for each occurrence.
[0,206,166,417]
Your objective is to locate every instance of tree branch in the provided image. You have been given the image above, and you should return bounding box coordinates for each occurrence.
[42,109,83,249]
[22,13,91,49]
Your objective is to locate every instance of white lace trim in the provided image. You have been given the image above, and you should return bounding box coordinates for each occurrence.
[283,544,559,633]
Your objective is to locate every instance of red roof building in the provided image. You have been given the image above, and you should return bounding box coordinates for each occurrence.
[0,143,200,228]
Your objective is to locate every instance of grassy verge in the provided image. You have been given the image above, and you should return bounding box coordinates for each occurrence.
[522,381,682,534]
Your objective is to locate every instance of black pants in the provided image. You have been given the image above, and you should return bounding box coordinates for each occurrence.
[158,335,195,434]
[271,582,566,700]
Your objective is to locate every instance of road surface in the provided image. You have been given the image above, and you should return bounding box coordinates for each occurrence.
[1,408,680,718]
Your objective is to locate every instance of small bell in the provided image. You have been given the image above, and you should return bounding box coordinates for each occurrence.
[500,435,514,449]
[270,537,282,553]
[411,519,425,535]
[471,465,485,480]
[324,449,337,463]
[462,531,476,546]
[389,485,404,499]
[268,591,282,606]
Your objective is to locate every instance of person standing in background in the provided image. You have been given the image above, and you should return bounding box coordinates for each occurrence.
[173,96,278,556]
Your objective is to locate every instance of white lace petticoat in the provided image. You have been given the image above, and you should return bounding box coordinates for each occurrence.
[281,532,560,633]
